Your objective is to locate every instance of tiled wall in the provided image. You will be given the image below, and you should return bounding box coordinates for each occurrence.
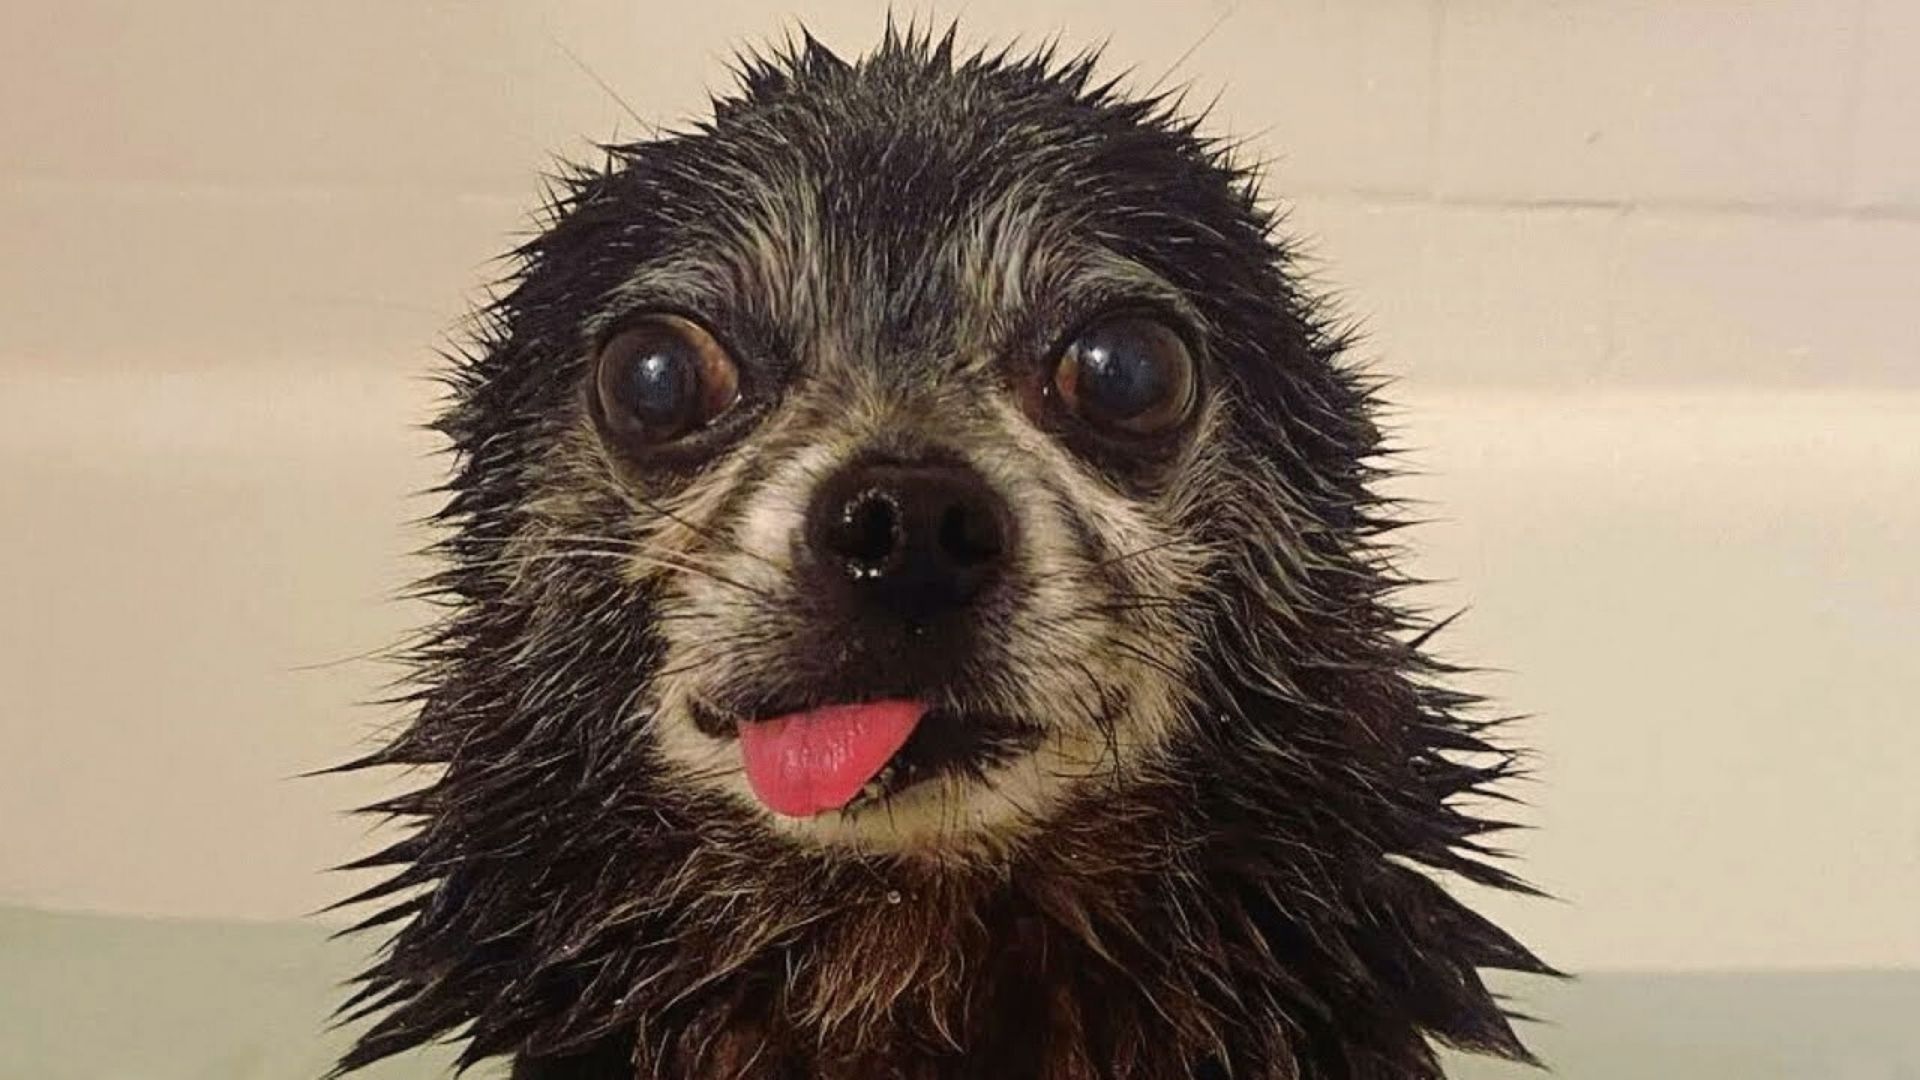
[4,2,1914,385]
[2,2,1914,972]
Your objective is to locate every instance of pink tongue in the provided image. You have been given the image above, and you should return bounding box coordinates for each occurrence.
[738,700,927,817]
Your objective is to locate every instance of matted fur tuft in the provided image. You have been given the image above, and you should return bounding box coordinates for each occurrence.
[331,24,1554,1080]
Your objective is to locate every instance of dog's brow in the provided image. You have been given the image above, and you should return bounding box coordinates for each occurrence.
[1057,249,1203,325]
[590,255,739,336]
[946,189,1194,315]
[590,175,830,337]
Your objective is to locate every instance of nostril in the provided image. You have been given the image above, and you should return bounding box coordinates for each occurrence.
[829,489,901,571]
[803,456,1018,614]
[938,499,1005,568]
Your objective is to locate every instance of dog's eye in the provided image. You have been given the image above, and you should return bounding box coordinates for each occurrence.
[1053,316,1196,437]
[593,315,740,445]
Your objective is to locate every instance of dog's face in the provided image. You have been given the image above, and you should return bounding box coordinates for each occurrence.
[472,40,1333,856]
[619,207,1221,850]
[560,77,1235,854]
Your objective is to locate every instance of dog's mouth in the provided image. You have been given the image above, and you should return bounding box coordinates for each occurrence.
[694,698,1042,818]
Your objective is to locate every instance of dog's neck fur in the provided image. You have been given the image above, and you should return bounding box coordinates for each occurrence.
[343,612,1545,1079]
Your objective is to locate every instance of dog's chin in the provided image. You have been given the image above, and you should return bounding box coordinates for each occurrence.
[768,758,1045,855]
[652,682,1140,855]
[681,696,1044,844]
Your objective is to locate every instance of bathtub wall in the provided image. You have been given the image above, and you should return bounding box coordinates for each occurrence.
[3,0,1916,974]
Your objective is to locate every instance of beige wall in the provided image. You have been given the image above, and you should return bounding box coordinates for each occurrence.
[2,1,1915,973]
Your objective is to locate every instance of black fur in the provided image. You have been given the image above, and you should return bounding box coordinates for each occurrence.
[331,27,1553,1080]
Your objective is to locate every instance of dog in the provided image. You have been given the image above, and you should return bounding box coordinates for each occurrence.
[333,27,1550,1080]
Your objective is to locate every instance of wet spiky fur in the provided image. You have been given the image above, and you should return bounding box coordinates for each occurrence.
[332,27,1553,1080]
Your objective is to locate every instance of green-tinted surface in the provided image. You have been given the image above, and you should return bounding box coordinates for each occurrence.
[4,906,1916,1079]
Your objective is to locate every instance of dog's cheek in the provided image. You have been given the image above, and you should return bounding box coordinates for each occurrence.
[728,441,837,574]
[654,445,832,724]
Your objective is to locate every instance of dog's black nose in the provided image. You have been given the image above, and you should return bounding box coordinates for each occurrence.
[804,458,1015,620]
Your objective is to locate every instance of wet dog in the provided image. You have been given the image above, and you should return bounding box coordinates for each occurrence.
[334,27,1550,1080]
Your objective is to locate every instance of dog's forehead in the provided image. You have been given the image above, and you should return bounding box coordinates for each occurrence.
[610,162,1069,344]
[591,83,1204,368]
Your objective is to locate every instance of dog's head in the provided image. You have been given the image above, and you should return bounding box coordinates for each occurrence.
[455,33,1361,854]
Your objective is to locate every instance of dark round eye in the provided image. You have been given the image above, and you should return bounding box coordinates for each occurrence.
[593,315,740,446]
[1053,316,1197,437]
